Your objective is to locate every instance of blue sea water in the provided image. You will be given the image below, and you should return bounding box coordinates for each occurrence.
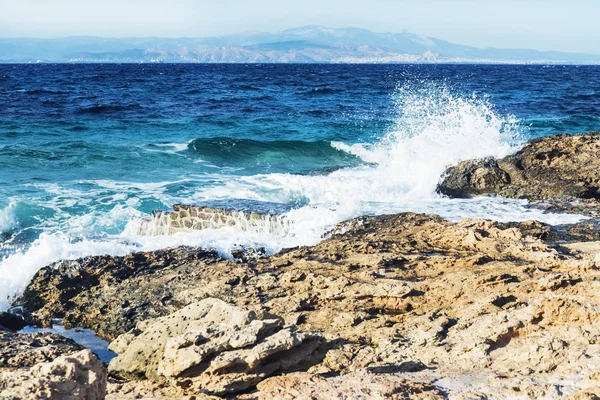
[1,63,599,309]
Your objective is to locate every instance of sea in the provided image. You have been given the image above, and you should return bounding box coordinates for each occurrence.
[1,63,599,311]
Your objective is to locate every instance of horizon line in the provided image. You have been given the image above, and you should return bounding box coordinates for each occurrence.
[1,25,599,57]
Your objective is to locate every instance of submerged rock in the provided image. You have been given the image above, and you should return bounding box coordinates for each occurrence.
[438,133,600,208]
[136,204,292,236]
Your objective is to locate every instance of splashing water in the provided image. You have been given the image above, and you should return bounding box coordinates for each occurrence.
[0,83,586,311]
[0,202,17,235]
[199,84,522,206]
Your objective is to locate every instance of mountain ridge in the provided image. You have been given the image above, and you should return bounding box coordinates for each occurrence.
[1,25,599,64]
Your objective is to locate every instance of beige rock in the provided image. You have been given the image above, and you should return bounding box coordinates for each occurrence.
[241,371,445,400]
[109,298,324,396]
[108,298,256,379]
[0,349,106,400]
[20,210,600,398]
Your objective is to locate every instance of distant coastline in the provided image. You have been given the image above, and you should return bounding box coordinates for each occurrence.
[2,60,600,66]
[2,26,600,64]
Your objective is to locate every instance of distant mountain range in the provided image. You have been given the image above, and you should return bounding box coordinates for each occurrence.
[1,26,599,64]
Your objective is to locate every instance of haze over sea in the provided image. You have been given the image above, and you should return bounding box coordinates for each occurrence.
[1,63,600,309]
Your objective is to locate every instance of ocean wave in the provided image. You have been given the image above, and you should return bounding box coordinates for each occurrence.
[187,137,363,172]
[195,83,522,206]
[143,142,190,155]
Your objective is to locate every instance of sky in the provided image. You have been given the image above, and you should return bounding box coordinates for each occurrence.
[0,0,599,54]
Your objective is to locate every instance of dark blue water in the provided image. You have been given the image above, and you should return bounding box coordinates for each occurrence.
[1,63,599,309]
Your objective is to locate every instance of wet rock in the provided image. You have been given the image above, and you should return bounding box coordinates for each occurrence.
[108,298,324,396]
[438,133,600,206]
[527,198,600,219]
[18,247,220,339]
[137,205,292,236]
[500,219,600,244]
[0,311,27,331]
[438,157,511,198]
[231,246,267,262]
[552,219,600,242]
[0,349,106,400]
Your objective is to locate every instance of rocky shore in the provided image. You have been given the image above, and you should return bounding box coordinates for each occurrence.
[3,133,600,399]
[438,132,600,217]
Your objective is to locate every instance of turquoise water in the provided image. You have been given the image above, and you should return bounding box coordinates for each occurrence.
[1,63,599,309]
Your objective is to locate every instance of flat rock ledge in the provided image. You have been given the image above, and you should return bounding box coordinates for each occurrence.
[438,133,600,216]
[108,298,325,397]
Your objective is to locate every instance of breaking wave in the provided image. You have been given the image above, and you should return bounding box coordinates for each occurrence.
[187,137,363,172]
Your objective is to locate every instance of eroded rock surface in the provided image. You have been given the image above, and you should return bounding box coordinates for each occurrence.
[108,298,324,396]
[0,329,107,399]
[438,133,600,208]
[242,371,446,400]
[17,211,600,398]
[18,247,220,339]
[0,329,84,370]
[0,349,106,400]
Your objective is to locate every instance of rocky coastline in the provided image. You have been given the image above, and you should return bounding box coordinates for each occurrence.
[3,133,600,399]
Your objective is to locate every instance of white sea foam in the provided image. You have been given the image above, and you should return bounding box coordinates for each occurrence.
[194,84,522,206]
[0,202,17,234]
[0,84,589,311]
[143,141,191,154]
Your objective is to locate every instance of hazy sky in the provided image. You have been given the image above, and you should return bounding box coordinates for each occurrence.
[1,0,599,54]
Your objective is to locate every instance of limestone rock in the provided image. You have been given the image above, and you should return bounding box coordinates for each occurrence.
[18,210,600,398]
[0,330,84,369]
[0,349,106,400]
[108,298,324,396]
[242,371,445,400]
